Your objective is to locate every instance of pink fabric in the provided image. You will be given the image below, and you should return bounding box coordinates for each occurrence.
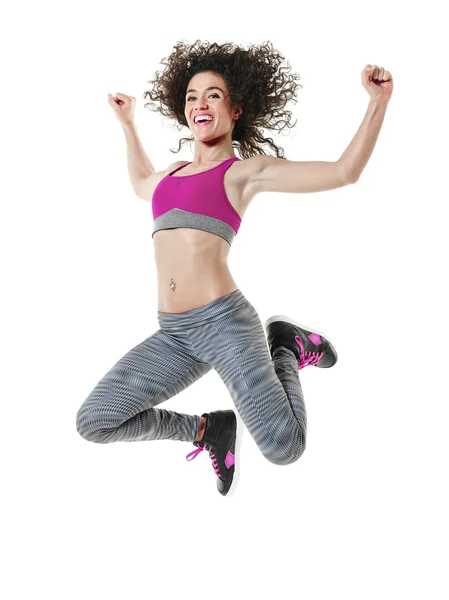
[152,157,242,234]
[225,451,235,469]
[308,332,323,345]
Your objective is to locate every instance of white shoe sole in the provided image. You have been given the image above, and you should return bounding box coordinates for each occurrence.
[225,412,243,498]
[264,314,336,348]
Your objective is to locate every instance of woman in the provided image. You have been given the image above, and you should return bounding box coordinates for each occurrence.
[76,40,392,496]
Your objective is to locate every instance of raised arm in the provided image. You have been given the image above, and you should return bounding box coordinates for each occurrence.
[121,122,156,197]
[107,92,156,197]
[247,65,392,196]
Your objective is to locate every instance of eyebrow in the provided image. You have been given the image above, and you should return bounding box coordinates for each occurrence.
[185,86,225,96]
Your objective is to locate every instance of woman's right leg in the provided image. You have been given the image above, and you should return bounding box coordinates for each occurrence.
[76,327,212,444]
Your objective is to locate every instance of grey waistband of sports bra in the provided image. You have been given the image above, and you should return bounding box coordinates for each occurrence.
[153,208,237,245]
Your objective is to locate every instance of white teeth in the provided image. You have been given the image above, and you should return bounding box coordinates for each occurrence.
[195,115,213,123]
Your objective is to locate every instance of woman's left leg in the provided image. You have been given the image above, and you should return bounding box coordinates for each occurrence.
[187,292,308,466]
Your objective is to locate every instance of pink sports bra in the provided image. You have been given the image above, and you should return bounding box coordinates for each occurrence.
[152,157,242,245]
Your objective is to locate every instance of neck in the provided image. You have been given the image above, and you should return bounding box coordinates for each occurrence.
[192,137,235,165]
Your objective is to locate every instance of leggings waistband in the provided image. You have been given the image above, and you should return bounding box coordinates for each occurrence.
[157,288,246,330]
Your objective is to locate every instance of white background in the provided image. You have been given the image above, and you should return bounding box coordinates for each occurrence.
[2,0,448,598]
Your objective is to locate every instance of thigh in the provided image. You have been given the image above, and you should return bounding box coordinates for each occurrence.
[76,327,212,434]
[194,298,302,463]
[206,298,283,415]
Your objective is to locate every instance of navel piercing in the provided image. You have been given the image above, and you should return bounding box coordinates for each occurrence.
[170,278,176,291]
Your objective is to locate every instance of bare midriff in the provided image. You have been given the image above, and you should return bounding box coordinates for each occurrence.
[151,158,257,314]
[154,228,239,314]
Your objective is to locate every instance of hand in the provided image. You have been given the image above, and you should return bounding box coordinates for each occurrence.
[361,65,393,101]
[107,92,136,125]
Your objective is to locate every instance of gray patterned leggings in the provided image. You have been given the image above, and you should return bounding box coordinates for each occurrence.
[76,289,307,465]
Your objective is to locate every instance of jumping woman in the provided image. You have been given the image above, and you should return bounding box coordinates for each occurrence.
[76,40,393,496]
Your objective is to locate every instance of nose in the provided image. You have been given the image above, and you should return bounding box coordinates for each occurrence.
[195,102,209,112]
[194,94,209,110]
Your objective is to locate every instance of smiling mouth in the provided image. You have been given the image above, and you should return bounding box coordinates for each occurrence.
[194,116,214,126]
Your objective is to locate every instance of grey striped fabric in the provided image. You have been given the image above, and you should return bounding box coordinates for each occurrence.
[76,289,306,465]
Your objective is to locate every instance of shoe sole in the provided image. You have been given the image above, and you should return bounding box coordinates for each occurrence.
[264,314,336,348]
[225,412,243,498]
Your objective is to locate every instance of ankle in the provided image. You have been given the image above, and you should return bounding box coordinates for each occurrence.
[196,416,207,442]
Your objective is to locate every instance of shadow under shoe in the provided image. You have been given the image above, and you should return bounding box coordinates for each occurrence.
[264,315,338,370]
[185,410,237,496]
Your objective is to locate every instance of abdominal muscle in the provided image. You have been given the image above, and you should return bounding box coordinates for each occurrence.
[154,228,239,314]
[152,158,257,314]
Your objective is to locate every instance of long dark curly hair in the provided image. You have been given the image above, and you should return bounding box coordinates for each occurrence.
[143,40,302,159]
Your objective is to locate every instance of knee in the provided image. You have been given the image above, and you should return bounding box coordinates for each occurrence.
[76,407,109,444]
[262,435,306,466]
[76,409,94,442]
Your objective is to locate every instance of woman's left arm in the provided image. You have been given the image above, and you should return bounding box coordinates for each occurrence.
[248,65,393,194]
[338,64,393,182]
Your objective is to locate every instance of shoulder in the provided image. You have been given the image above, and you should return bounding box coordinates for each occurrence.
[231,155,265,187]
[167,156,264,181]
[136,160,190,202]
[165,160,190,173]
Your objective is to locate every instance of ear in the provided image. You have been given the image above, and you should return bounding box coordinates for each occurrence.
[233,102,244,120]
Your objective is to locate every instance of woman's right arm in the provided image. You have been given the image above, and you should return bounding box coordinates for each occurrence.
[121,121,156,196]
[108,92,156,197]
[108,92,186,200]
[122,120,186,200]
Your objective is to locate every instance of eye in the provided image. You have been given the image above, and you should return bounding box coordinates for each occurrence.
[187,93,220,101]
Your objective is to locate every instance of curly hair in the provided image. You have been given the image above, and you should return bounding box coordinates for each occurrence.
[143,40,302,160]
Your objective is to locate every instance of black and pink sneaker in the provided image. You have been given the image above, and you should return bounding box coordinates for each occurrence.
[185,410,237,496]
[264,315,338,370]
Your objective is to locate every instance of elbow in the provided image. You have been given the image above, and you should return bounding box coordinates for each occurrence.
[345,173,359,185]
[347,168,361,184]
[337,161,359,186]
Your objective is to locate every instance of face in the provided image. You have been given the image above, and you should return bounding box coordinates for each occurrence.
[184,71,242,140]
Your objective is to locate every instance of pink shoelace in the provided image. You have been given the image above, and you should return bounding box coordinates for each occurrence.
[186,443,221,477]
[295,335,324,370]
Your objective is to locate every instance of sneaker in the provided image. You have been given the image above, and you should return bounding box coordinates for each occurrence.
[264,315,338,369]
[185,410,237,496]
